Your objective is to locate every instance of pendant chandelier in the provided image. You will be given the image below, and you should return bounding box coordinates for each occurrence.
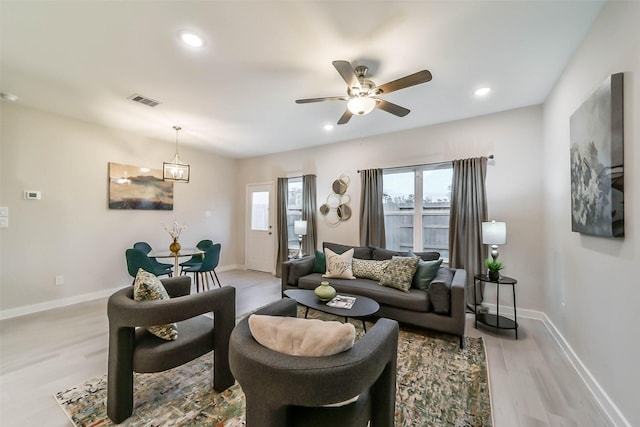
[163,125,190,183]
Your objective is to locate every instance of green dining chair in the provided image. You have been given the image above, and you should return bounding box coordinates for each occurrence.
[133,241,173,271]
[183,244,221,292]
[125,248,173,283]
[179,239,214,274]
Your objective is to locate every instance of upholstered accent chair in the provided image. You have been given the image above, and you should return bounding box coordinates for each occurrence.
[106,276,235,424]
[229,298,399,427]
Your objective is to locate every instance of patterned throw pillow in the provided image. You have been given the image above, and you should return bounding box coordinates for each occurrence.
[323,248,356,280]
[133,268,178,341]
[379,256,420,292]
[352,258,390,281]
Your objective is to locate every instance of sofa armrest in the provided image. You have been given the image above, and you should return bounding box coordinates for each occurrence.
[281,255,315,294]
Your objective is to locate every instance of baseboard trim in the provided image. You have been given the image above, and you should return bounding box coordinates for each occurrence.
[1,265,246,321]
[0,286,127,321]
[480,303,629,426]
[541,314,631,427]
[482,303,544,321]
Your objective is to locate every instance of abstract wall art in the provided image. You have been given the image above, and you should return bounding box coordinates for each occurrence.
[108,162,174,210]
[570,73,624,238]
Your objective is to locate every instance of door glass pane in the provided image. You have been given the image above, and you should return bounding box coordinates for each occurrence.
[251,191,269,231]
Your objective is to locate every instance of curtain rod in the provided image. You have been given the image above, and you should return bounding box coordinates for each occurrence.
[357,154,494,173]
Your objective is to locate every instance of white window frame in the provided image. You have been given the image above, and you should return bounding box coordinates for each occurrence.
[383,163,452,261]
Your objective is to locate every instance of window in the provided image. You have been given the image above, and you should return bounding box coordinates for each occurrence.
[383,164,452,260]
[287,177,303,250]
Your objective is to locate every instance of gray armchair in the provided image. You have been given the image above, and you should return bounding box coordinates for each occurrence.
[107,276,235,424]
[229,298,399,427]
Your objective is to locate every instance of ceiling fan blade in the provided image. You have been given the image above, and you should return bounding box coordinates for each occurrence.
[374,70,432,95]
[337,109,353,125]
[375,99,410,117]
[332,60,361,91]
[295,96,347,104]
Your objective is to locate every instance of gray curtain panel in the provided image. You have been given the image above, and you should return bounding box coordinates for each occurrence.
[302,174,317,257]
[275,177,289,278]
[359,168,386,247]
[449,157,488,307]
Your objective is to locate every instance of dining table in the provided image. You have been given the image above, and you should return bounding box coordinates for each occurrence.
[148,247,204,273]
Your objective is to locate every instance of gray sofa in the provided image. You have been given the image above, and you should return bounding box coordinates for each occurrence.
[281,242,466,346]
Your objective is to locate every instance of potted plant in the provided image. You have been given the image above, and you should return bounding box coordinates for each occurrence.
[485,259,503,281]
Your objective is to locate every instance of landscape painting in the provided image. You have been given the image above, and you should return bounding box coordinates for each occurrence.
[570,73,624,238]
[109,162,173,210]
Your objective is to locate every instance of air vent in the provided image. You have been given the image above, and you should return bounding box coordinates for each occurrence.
[128,94,161,107]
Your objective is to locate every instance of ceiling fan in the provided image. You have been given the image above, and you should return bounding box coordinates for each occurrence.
[295,60,432,125]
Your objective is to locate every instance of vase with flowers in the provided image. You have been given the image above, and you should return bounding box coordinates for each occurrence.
[164,221,186,253]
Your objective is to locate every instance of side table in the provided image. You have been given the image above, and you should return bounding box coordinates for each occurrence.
[474,274,518,339]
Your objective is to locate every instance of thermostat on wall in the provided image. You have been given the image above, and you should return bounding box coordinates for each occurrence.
[24,190,41,200]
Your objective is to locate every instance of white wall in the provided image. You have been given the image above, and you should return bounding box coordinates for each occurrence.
[542,2,639,425]
[0,103,239,311]
[237,105,545,312]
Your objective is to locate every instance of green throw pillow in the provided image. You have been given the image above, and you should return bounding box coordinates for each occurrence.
[379,256,420,293]
[133,268,178,341]
[313,250,326,273]
[412,258,443,290]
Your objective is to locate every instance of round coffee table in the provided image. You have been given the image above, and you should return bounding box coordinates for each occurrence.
[284,289,380,332]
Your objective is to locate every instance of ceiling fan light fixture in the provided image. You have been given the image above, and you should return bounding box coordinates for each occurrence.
[347,96,376,115]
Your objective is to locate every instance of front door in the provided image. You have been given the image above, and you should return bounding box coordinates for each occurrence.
[245,182,275,273]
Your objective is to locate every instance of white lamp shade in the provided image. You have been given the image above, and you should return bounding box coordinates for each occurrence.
[294,220,307,236]
[482,221,506,245]
[347,96,377,115]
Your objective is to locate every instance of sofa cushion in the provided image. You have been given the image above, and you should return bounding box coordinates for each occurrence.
[313,250,326,273]
[288,257,314,286]
[133,268,178,341]
[248,314,355,356]
[372,247,440,261]
[430,267,454,314]
[323,248,356,280]
[298,274,429,312]
[379,256,420,293]
[324,242,372,260]
[411,256,443,290]
[352,259,390,281]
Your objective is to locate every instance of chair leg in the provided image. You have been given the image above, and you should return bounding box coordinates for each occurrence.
[204,272,211,291]
[213,269,222,287]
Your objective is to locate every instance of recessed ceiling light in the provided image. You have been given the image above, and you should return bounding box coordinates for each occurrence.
[180,32,204,48]
[323,124,334,131]
[474,87,491,96]
[0,92,18,102]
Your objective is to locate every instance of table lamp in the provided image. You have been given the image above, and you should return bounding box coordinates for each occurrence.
[482,220,507,261]
[294,220,307,259]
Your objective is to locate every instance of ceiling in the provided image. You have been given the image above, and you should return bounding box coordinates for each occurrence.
[0,1,604,159]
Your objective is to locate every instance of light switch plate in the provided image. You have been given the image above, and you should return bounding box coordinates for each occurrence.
[0,217,8,228]
[0,207,8,217]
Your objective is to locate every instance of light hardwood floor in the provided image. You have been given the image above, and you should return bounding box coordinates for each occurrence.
[0,270,611,426]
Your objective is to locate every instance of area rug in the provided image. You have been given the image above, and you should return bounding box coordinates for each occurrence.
[55,311,492,426]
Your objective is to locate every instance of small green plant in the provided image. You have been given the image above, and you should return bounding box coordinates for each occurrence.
[484,259,504,272]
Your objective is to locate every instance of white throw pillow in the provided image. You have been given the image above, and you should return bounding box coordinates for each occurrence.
[248,314,355,356]
[323,247,356,279]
